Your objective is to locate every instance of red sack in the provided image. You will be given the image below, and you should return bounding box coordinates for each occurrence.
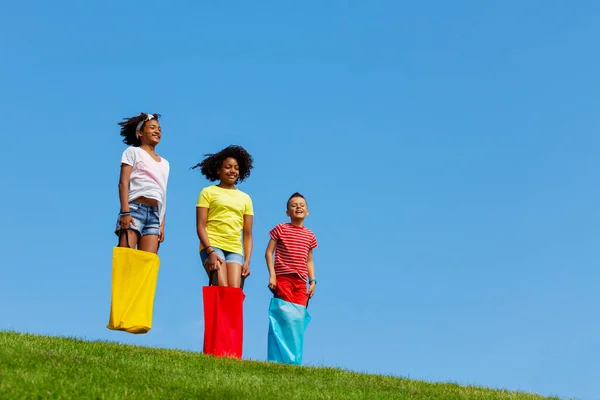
[202,276,245,359]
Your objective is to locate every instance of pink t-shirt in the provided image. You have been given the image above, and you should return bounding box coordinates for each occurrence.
[121,147,170,223]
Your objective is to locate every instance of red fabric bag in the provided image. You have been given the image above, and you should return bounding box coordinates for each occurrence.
[202,274,246,359]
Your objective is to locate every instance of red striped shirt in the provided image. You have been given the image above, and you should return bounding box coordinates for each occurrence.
[270,223,318,280]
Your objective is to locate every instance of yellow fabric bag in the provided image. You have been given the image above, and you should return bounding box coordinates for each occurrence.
[107,238,160,334]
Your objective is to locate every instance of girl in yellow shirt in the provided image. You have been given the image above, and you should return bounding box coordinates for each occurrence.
[193,145,254,288]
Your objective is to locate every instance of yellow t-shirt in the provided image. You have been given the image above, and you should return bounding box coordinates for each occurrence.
[196,185,254,254]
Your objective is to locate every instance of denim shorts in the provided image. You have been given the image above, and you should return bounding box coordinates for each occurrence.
[200,247,244,266]
[115,202,160,236]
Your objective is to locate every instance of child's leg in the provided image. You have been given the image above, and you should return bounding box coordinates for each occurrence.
[118,229,139,248]
[215,262,228,286]
[201,247,228,286]
[137,205,160,254]
[226,263,242,288]
[204,263,228,286]
[115,203,153,251]
[138,235,159,253]
[223,251,245,289]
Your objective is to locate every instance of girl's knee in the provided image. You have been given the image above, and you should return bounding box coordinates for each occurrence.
[218,275,229,287]
[226,277,241,288]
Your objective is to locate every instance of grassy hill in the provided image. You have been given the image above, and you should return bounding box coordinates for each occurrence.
[0,331,560,399]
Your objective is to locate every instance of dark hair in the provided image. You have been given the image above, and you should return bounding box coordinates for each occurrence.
[191,145,254,183]
[118,113,161,146]
[287,192,307,208]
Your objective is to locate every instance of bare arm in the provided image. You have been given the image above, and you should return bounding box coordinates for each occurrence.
[197,207,221,271]
[118,164,135,230]
[118,164,132,212]
[265,239,277,287]
[241,214,253,277]
[307,249,316,298]
[196,207,212,249]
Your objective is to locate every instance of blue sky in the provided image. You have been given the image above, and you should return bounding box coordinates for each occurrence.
[1,1,599,398]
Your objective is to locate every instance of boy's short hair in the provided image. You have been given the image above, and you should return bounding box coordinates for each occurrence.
[287,192,307,208]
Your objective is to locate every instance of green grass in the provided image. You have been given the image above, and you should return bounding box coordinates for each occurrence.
[0,331,561,400]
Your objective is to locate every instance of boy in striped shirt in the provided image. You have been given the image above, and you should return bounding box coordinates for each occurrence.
[265,192,317,306]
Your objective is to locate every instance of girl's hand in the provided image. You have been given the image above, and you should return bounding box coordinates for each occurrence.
[158,225,165,243]
[207,251,222,271]
[308,282,316,298]
[268,275,277,289]
[241,262,251,278]
[119,214,135,230]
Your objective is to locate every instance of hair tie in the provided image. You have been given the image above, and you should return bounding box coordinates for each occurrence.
[136,114,155,134]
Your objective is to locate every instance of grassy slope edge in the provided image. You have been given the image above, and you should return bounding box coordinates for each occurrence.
[0,331,560,399]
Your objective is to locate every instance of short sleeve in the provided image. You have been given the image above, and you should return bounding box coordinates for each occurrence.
[196,187,211,208]
[269,224,283,241]
[121,147,137,166]
[244,195,254,216]
[310,232,318,249]
[162,159,170,187]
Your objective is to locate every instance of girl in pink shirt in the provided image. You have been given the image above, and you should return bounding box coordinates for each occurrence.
[115,113,170,254]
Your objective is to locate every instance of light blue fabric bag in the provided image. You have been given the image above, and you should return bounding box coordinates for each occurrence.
[267,297,311,365]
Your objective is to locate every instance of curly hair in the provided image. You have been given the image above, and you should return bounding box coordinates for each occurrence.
[191,145,254,183]
[117,112,161,146]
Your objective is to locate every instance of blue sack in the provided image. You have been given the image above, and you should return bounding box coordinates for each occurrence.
[267,297,311,365]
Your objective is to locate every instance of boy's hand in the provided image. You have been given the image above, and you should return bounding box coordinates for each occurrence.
[308,281,316,298]
[268,276,277,289]
[242,262,251,277]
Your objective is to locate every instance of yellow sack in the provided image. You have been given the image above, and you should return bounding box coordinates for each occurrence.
[107,244,160,334]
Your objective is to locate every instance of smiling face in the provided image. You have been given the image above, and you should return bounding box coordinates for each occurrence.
[217,157,240,186]
[287,196,309,221]
[138,119,161,146]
